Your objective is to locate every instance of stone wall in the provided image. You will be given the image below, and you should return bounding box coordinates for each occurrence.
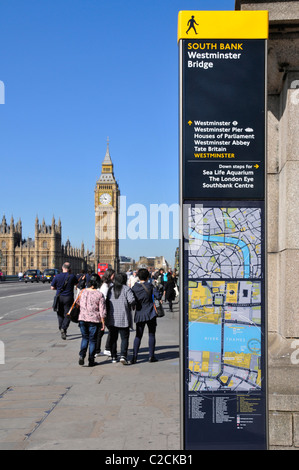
[236,0,299,449]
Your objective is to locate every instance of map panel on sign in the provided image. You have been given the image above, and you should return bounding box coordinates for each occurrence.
[188,206,261,279]
[188,280,262,392]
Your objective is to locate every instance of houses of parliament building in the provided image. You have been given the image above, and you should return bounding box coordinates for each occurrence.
[0,215,91,276]
[0,141,120,276]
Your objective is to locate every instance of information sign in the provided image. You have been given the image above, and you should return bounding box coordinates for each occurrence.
[179,11,269,450]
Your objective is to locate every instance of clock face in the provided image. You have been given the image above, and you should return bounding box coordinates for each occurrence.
[99,193,112,205]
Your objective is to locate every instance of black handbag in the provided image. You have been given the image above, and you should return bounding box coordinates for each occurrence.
[141,283,165,318]
[52,295,60,312]
[67,290,84,323]
[153,298,165,318]
[68,303,80,323]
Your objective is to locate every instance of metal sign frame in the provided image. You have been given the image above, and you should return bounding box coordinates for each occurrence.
[179,10,269,451]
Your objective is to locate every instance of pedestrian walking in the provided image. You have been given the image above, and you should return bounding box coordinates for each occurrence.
[131,268,162,364]
[128,270,138,288]
[186,15,199,34]
[172,269,179,294]
[51,262,78,340]
[99,268,115,299]
[156,268,165,294]
[163,272,176,312]
[106,272,135,364]
[94,268,115,358]
[76,270,87,297]
[76,273,106,367]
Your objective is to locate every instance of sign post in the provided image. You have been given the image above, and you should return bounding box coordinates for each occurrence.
[179,10,269,450]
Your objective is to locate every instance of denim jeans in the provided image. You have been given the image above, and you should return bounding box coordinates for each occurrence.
[79,321,99,362]
[95,327,111,354]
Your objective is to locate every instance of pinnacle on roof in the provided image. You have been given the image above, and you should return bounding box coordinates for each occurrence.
[98,137,116,183]
[103,137,113,165]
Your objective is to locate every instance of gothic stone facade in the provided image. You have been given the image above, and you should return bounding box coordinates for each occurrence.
[0,215,88,275]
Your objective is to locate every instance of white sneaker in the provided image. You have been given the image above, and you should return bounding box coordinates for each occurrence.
[120,356,130,365]
[104,349,111,356]
[94,352,105,357]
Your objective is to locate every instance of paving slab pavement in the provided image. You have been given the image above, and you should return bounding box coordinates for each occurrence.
[0,299,181,451]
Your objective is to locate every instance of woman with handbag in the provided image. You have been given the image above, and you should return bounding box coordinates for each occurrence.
[131,268,162,364]
[76,273,106,367]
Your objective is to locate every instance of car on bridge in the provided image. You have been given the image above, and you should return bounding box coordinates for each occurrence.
[41,268,59,283]
[23,269,43,283]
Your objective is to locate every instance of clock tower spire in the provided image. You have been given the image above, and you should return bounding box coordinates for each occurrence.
[94,139,120,272]
[100,137,114,181]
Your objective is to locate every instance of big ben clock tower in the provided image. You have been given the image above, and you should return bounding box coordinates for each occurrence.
[95,140,120,271]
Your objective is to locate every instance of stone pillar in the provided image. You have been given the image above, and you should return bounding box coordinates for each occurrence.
[236,0,299,449]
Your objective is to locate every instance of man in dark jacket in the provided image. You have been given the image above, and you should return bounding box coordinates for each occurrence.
[131,268,162,363]
[51,262,78,339]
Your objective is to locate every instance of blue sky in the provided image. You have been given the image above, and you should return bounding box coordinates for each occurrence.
[0,0,235,268]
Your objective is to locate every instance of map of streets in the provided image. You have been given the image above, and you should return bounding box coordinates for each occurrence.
[188,206,261,279]
[186,205,263,392]
[188,280,262,392]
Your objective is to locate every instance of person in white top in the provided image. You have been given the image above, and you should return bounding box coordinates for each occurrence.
[94,268,115,357]
[128,270,138,288]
